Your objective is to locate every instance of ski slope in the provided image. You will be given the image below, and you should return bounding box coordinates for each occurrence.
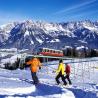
[0,68,75,98]
[0,58,98,98]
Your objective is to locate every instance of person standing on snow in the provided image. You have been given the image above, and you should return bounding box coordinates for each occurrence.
[65,63,72,85]
[55,59,67,86]
[26,57,42,85]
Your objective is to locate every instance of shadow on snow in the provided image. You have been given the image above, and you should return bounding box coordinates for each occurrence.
[0,82,63,98]
[67,87,97,98]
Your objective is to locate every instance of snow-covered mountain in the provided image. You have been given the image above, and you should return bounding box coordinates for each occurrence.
[0,20,98,51]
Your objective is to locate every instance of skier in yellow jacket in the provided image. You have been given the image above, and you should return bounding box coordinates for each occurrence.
[55,59,67,85]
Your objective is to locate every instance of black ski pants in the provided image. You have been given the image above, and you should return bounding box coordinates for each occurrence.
[31,72,39,84]
[55,72,67,85]
[65,74,72,85]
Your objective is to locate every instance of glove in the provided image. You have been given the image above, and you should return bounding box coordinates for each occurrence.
[39,66,41,70]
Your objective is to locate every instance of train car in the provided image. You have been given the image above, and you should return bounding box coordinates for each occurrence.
[38,48,64,57]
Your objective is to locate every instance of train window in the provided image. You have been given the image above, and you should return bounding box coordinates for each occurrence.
[54,50,56,53]
[50,50,52,53]
[48,49,50,52]
[42,49,44,52]
[47,50,50,52]
[43,49,46,52]
[45,49,47,52]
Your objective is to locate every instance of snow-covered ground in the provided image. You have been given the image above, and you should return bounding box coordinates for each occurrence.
[0,56,98,98]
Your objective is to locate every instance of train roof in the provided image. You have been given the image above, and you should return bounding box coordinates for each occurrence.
[41,48,63,52]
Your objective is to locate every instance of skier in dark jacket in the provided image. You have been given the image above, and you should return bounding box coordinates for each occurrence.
[65,63,72,85]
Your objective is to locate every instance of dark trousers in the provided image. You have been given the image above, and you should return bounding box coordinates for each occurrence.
[65,74,72,85]
[31,72,39,84]
[55,72,67,85]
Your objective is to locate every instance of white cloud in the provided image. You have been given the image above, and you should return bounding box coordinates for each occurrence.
[62,10,98,21]
[54,0,97,15]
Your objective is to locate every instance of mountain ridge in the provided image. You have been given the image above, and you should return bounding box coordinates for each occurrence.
[0,20,98,51]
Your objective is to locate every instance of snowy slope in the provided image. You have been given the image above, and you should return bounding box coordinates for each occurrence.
[0,57,98,98]
[0,68,75,98]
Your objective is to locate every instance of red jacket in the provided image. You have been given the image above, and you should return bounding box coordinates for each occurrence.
[65,64,71,74]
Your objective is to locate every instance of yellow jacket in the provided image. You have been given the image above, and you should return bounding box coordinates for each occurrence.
[56,63,65,75]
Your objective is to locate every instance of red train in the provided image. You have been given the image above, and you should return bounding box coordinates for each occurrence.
[38,48,64,57]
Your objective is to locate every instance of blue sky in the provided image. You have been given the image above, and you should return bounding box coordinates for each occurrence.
[0,0,98,25]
